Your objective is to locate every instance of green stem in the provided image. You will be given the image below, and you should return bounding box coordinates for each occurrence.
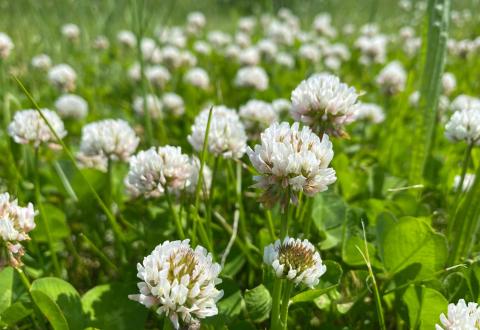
[33,147,61,277]
[266,210,276,241]
[79,233,119,272]
[206,157,219,239]
[280,203,290,239]
[164,187,185,239]
[280,281,293,329]
[270,279,283,330]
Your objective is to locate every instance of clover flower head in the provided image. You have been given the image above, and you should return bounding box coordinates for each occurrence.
[290,73,360,137]
[0,193,36,267]
[8,109,67,149]
[264,236,327,287]
[234,66,269,91]
[188,106,247,160]
[436,299,480,330]
[445,109,480,144]
[55,94,88,119]
[0,32,14,59]
[133,94,163,119]
[48,64,77,92]
[128,240,223,330]
[247,122,336,208]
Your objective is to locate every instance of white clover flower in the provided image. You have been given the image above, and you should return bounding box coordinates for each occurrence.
[354,103,385,124]
[186,11,206,35]
[133,94,162,119]
[324,56,341,71]
[355,34,388,65]
[257,39,277,59]
[376,61,407,95]
[188,106,247,160]
[291,73,360,136]
[234,66,269,91]
[442,72,456,96]
[436,299,480,330]
[157,26,187,48]
[55,94,88,119]
[140,38,157,61]
[161,46,183,69]
[445,109,480,144]
[312,13,337,38]
[207,31,232,48]
[93,35,110,50]
[399,26,416,40]
[0,193,36,267]
[8,109,67,148]
[238,16,257,34]
[453,173,475,192]
[117,30,137,48]
[48,64,77,92]
[342,23,355,35]
[61,23,80,41]
[324,43,351,61]
[235,32,251,48]
[238,46,260,66]
[162,92,185,116]
[193,41,211,56]
[0,32,14,59]
[272,98,291,114]
[184,67,210,90]
[239,100,278,137]
[31,54,52,70]
[224,44,241,60]
[125,146,194,198]
[265,20,295,46]
[145,65,171,89]
[128,63,142,82]
[247,122,336,207]
[179,50,197,67]
[78,119,139,171]
[448,39,475,59]
[264,237,327,287]
[128,240,223,330]
[275,52,295,68]
[450,95,480,112]
[298,44,321,63]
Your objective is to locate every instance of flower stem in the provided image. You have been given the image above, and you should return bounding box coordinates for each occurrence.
[79,233,119,272]
[280,281,293,329]
[280,203,290,239]
[270,278,283,330]
[164,187,185,239]
[33,147,61,277]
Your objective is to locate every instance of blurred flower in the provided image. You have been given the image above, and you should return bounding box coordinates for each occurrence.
[235,32,251,48]
[234,66,269,91]
[61,23,80,41]
[275,52,295,68]
[264,236,327,287]
[0,193,36,267]
[141,38,157,61]
[265,20,295,46]
[55,94,88,119]
[355,34,388,65]
[272,98,292,114]
[8,109,66,149]
[117,30,137,48]
[453,173,475,192]
[31,54,52,70]
[188,106,247,160]
[187,157,212,196]
[48,64,77,92]
[157,26,187,48]
[376,61,406,95]
[450,95,480,112]
[162,92,185,116]
[186,11,206,35]
[161,46,183,68]
[354,103,385,124]
[436,299,480,330]
[128,240,223,330]
[239,100,278,138]
[442,72,456,96]
[145,65,171,88]
[238,16,257,34]
[207,31,231,48]
[125,146,193,198]
[291,73,360,136]
[312,13,337,38]
[238,47,260,66]
[133,94,163,119]
[193,41,211,56]
[0,32,14,59]
[247,122,336,208]
[93,35,110,50]
[184,67,210,90]
[298,44,321,63]
[445,109,480,144]
[78,119,139,171]
[257,39,277,59]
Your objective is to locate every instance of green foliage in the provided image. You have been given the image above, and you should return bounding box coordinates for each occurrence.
[244,284,272,322]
